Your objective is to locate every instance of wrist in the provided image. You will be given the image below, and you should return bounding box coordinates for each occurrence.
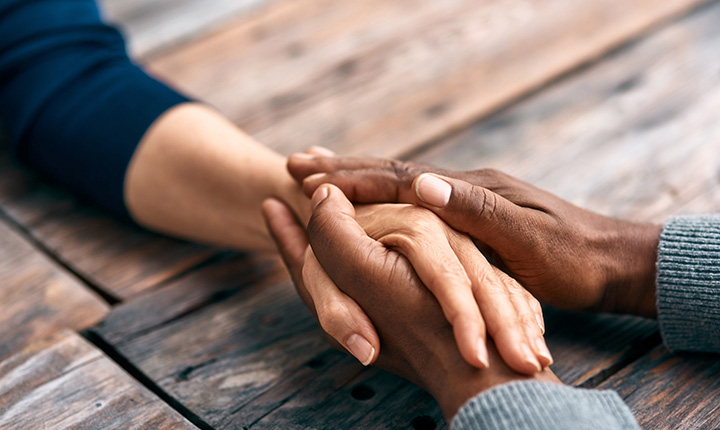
[601,221,662,317]
[423,340,561,420]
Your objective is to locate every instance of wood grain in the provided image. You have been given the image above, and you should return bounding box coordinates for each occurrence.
[0,216,108,361]
[598,345,720,430]
[146,0,706,158]
[0,330,197,429]
[30,206,216,300]
[413,0,720,224]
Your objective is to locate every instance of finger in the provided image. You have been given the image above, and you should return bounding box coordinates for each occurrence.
[412,173,544,254]
[307,184,399,301]
[301,168,419,201]
[378,218,488,369]
[451,237,543,375]
[496,268,553,368]
[287,153,397,183]
[261,198,314,312]
[303,245,380,366]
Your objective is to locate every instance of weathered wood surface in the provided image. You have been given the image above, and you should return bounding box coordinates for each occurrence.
[0,151,216,301]
[413,0,720,224]
[0,330,197,429]
[598,346,720,429]
[0,214,108,361]
[99,0,276,58]
[146,0,705,159]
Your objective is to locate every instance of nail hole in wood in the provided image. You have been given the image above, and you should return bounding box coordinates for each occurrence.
[411,415,436,430]
[306,357,325,369]
[350,384,374,401]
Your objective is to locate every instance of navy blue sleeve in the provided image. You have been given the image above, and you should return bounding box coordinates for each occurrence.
[0,0,190,216]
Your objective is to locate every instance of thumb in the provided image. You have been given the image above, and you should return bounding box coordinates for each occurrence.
[411,173,539,252]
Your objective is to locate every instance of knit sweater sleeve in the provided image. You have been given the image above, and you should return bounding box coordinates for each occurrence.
[451,381,639,430]
[656,214,720,352]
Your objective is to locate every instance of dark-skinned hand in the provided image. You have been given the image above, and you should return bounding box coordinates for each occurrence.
[287,150,662,318]
[262,185,560,420]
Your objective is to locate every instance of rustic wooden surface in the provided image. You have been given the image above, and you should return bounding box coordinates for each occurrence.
[145,0,704,158]
[0,212,108,361]
[0,331,197,429]
[1,0,719,428]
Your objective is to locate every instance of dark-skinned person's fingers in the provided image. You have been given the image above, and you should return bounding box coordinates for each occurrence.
[410,173,546,253]
[261,197,380,365]
[300,168,419,202]
[288,150,390,183]
[302,250,380,366]
[450,237,544,374]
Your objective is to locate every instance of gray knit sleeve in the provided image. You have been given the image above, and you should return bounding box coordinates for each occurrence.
[657,215,720,352]
[451,381,639,430]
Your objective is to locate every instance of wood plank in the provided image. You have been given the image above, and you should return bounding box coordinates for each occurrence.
[598,345,720,430]
[0,330,197,429]
[413,0,720,224]
[146,0,706,158]
[29,206,216,300]
[0,145,217,301]
[102,277,325,428]
[0,217,109,361]
[99,0,276,58]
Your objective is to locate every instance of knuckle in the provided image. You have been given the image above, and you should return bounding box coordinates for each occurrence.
[389,160,421,183]
[317,300,351,335]
[465,185,497,226]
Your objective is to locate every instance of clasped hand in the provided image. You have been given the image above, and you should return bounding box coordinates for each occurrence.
[264,156,556,376]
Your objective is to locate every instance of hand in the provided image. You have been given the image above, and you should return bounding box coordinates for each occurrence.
[264,191,552,374]
[264,186,561,419]
[287,153,662,317]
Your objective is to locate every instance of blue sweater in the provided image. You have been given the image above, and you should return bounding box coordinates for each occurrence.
[0,0,188,215]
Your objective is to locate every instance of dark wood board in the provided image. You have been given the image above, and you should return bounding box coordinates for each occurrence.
[599,345,720,430]
[0,330,197,429]
[0,216,108,361]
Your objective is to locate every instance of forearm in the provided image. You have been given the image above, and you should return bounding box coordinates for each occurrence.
[125,103,310,251]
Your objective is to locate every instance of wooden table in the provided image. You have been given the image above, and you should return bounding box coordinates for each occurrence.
[1,0,719,428]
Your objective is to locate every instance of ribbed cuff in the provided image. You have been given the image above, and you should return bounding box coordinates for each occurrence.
[451,381,639,430]
[657,215,720,352]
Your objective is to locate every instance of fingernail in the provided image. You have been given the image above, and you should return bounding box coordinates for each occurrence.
[291,153,314,160]
[312,185,329,209]
[307,146,336,157]
[415,174,451,208]
[306,172,327,183]
[536,314,545,334]
[521,343,542,372]
[347,334,375,366]
[477,338,489,368]
[535,338,554,368]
